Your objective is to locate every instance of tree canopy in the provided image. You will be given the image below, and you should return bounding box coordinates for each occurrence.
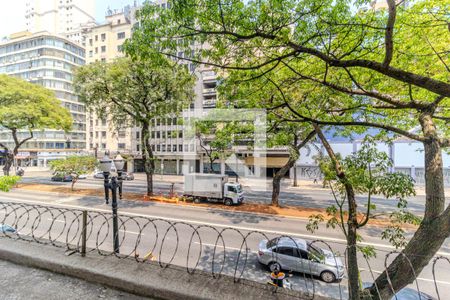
[74,56,195,195]
[49,156,98,190]
[126,1,450,298]
[0,74,73,175]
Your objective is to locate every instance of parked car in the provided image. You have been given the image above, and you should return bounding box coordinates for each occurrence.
[257,237,344,283]
[93,172,105,179]
[362,283,436,300]
[120,172,134,180]
[78,174,88,179]
[51,173,73,182]
[0,224,17,234]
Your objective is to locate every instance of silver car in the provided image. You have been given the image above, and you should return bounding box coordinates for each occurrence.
[257,237,345,283]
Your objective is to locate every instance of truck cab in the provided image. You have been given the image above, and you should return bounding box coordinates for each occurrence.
[224,182,244,205]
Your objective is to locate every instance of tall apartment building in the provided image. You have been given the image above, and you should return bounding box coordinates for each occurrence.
[25,0,96,45]
[83,8,139,161]
[0,31,86,167]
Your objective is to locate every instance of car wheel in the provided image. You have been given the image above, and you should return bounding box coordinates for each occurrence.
[268,262,282,272]
[320,271,336,283]
[224,198,233,206]
[194,198,201,204]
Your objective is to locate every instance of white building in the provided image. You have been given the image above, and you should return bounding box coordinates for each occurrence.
[0,31,86,168]
[25,0,95,45]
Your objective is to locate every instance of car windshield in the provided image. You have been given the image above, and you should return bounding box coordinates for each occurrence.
[235,184,242,193]
[307,244,324,261]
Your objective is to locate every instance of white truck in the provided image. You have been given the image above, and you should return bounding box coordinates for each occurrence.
[184,173,244,206]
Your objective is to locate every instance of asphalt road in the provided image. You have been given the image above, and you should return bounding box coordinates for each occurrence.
[0,188,449,299]
[20,172,450,216]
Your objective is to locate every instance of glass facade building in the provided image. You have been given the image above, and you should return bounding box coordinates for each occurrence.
[0,32,86,167]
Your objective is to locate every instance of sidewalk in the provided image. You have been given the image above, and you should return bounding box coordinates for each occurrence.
[0,259,148,300]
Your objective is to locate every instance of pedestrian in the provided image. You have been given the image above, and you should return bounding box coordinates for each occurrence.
[270,266,285,288]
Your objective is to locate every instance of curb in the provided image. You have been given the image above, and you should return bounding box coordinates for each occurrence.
[0,238,324,300]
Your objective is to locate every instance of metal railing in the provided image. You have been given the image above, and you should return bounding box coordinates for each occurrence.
[0,201,447,299]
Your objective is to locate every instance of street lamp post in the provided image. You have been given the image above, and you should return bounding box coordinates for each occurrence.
[99,153,125,254]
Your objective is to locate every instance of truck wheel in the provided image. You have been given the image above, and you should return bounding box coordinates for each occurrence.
[194,198,201,204]
[224,198,233,206]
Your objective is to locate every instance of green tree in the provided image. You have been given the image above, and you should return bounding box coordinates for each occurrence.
[195,120,234,173]
[74,57,195,196]
[49,156,98,191]
[307,136,418,298]
[0,75,72,175]
[126,1,450,298]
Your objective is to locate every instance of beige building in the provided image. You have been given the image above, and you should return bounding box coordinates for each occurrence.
[84,11,132,64]
[84,9,138,160]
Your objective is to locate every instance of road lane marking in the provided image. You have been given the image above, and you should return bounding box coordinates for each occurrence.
[193,241,257,253]
[47,219,65,223]
[2,196,450,258]
[119,230,142,235]
[360,268,450,285]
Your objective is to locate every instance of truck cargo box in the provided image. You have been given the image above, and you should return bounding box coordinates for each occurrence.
[184,173,228,199]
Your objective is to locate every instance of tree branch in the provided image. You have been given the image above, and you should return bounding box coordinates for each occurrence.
[383,0,397,67]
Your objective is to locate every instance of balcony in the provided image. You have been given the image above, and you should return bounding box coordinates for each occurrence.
[202,88,216,95]
[202,71,216,82]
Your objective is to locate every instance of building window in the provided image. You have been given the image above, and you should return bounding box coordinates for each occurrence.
[101,33,106,41]
[157,145,160,151]
[89,50,93,57]
[136,131,140,139]
[101,46,106,53]
[137,144,140,152]
[118,131,126,138]
[101,58,106,62]
[101,131,106,138]
[151,131,155,139]
[179,144,183,152]
[173,145,177,152]
[95,47,98,54]
[89,38,92,46]
[117,45,123,52]
[117,32,125,39]
[101,119,106,126]
[95,35,98,41]
[101,143,106,149]
[118,143,125,150]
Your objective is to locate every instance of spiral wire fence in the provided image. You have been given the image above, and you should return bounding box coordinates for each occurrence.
[0,200,447,300]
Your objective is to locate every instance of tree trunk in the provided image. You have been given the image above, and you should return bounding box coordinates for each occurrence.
[292,165,298,187]
[345,186,361,300]
[3,153,14,176]
[314,124,360,300]
[71,177,77,191]
[272,152,297,207]
[370,114,449,299]
[141,122,154,196]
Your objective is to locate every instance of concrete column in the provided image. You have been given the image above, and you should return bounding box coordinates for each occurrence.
[127,159,134,173]
[220,159,225,175]
[176,159,180,175]
[199,157,204,173]
[389,143,395,172]
[411,165,416,181]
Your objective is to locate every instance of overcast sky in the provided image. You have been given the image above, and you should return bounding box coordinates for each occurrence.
[0,0,138,38]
